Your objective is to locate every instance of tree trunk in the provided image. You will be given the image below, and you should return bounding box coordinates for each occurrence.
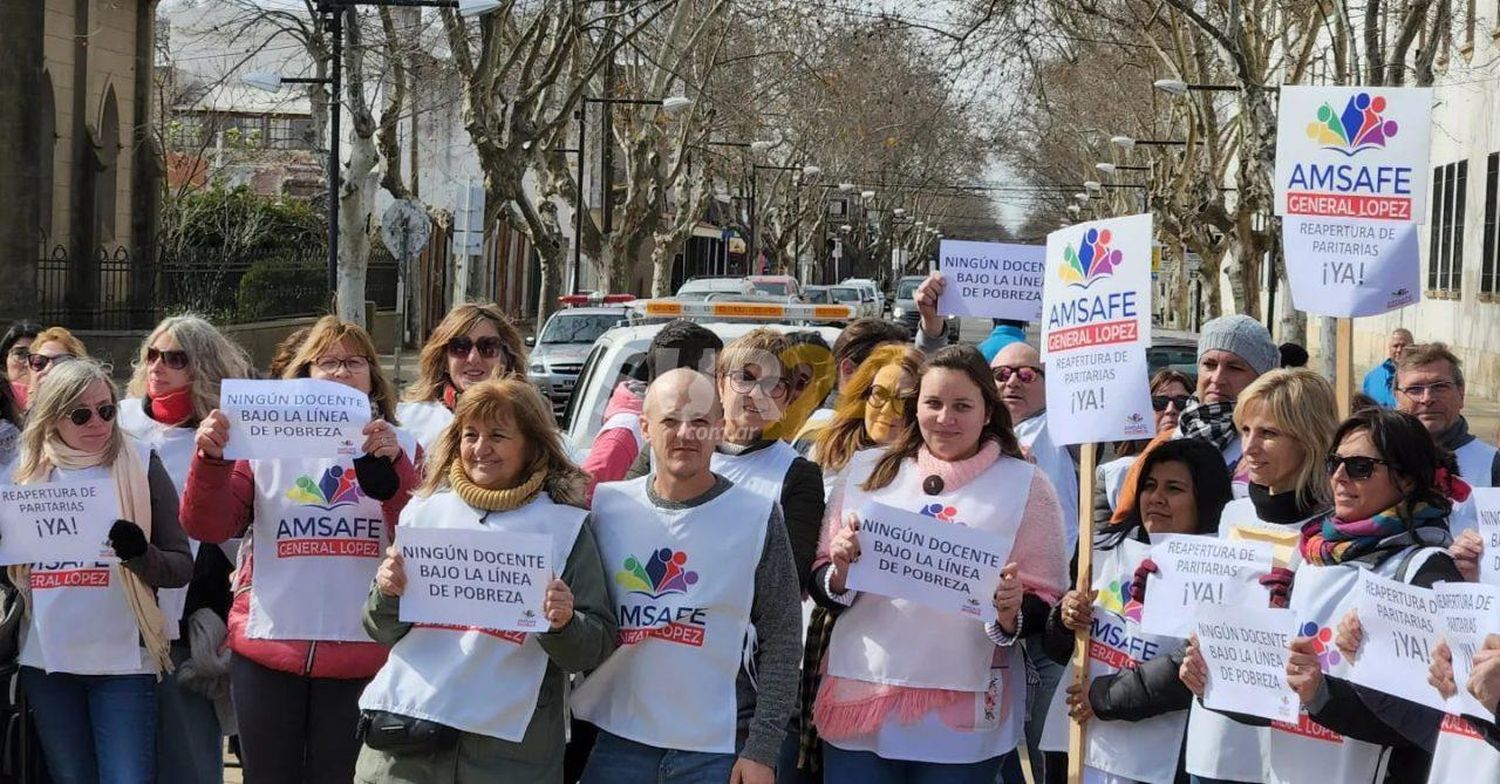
[337,132,379,325]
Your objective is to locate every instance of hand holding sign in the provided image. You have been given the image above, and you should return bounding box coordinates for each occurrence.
[1451,529,1483,583]
[544,578,574,630]
[827,512,861,594]
[1431,637,1457,699]
[1286,636,1326,705]
[195,410,230,460]
[1471,634,1500,714]
[914,273,946,339]
[993,563,1022,634]
[376,545,406,598]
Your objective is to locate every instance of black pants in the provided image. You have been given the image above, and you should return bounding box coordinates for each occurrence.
[229,653,369,784]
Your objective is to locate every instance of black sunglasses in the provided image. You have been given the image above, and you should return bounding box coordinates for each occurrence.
[1326,454,1392,481]
[1151,395,1191,412]
[66,403,117,427]
[28,353,75,372]
[147,348,189,370]
[447,336,506,362]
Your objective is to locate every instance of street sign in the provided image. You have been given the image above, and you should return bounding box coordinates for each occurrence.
[381,199,432,264]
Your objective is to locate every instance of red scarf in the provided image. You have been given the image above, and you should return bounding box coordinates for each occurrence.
[148,387,195,427]
[441,382,460,412]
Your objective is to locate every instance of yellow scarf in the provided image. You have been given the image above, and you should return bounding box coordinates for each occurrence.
[448,459,545,512]
[9,435,172,674]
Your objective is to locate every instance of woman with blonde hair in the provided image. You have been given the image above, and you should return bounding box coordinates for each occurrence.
[1176,368,1339,784]
[180,316,420,783]
[25,326,88,396]
[11,359,192,783]
[399,304,526,449]
[119,314,253,784]
[355,377,615,783]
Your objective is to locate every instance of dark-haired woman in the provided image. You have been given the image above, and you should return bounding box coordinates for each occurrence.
[809,345,1069,781]
[1092,369,1193,526]
[2,320,41,410]
[398,304,525,450]
[1042,438,1234,784]
[1182,408,1466,784]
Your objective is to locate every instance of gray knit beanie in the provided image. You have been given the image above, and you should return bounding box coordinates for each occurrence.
[1198,314,1279,375]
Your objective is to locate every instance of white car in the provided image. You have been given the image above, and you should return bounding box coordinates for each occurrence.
[674,277,756,300]
[560,318,843,462]
[841,278,885,315]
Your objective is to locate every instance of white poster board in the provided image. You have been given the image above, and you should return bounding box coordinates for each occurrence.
[220,379,371,461]
[1347,568,1445,710]
[1041,214,1154,446]
[846,500,1007,623]
[1477,488,1500,587]
[1196,603,1300,723]
[1435,581,1500,721]
[1282,216,1421,317]
[1141,534,1273,639]
[0,480,120,566]
[397,527,552,633]
[936,241,1044,321]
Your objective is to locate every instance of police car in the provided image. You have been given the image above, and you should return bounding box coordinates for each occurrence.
[559,299,851,461]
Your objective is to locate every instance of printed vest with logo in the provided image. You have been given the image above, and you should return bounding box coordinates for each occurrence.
[1449,438,1499,535]
[359,490,585,741]
[1039,538,1188,784]
[1263,547,1448,784]
[710,440,799,501]
[244,427,417,643]
[19,440,158,675]
[1427,713,1500,783]
[119,398,199,640]
[571,476,771,754]
[395,400,453,452]
[1184,498,1308,782]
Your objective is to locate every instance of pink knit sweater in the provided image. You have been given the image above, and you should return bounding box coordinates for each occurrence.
[812,442,1070,739]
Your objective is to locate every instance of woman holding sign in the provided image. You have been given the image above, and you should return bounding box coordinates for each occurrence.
[119,315,253,784]
[180,316,420,784]
[10,359,193,783]
[399,304,526,450]
[810,345,1069,782]
[355,377,615,783]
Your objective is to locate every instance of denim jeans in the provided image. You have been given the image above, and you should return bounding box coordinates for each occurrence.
[155,643,223,784]
[580,730,738,784]
[1023,636,1066,784]
[820,744,1012,784]
[20,666,157,784]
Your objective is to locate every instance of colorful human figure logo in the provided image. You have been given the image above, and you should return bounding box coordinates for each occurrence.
[919,503,959,523]
[1097,578,1144,623]
[1300,621,1343,670]
[1305,92,1399,156]
[616,548,700,599]
[285,465,363,509]
[1059,228,1123,289]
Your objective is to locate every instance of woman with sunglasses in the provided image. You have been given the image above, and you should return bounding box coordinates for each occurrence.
[180,316,420,784]
[2,320,42,409]
[26,326,87,399]
[1093,370,1194,527]
[119,315,254,784]
[812,345,1069,782]
[10,359,193,783]
[1184,408,1465,784]
[399,304,526,450]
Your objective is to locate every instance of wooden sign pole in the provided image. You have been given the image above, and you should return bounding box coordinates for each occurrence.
[1066,444,1099,783]
[1336,317,1353,418]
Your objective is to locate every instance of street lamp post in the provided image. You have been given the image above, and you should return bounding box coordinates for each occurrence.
[1110,135,1188,149]
[1152,79,1239,95]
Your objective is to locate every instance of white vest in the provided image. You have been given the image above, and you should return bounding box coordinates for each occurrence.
[244,427,417,642]
[710,440,799,501]
[0,420,19,477]
[829,448,1031,693]
[118,398,197,641]
[18,439,158,675]
[395,400,453,452]
[1039,539,1187,784]
[1015,414,1080,551]
[1450,438,1499,535]
[571,477,771,753]
[1427,714,1500,783]
[359,490,586,741]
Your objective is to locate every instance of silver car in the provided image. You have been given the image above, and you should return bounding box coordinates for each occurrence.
[527,306,632,415]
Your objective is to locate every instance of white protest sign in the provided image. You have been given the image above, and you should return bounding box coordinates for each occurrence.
[0,480,120,566]
[1197,603,1300,723]
[397,527,552,633]
[1142,534,1273,639]
[220,378,371,461]
[1348,568,1445,710]
[1041,213,1154,446]
[1476,489,1500,587]
[936,241,1044,321]
[1274,86,1433,222]
[846,500,1007,623]
[1282,216,1420,317]
[1435,581,1500,721]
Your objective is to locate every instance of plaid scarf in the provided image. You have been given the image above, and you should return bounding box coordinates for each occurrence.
[795,606,833,774]
[1299,500,1449,566]
[1177,398,1239,454]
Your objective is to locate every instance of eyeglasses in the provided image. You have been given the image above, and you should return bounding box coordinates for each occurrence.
[1325,454,1392,481]
[992,365,1043,384]
[147,348,189,370]
[313,356,370,374]
[866,385,916,410]
[28,353,75,372]
[1151,395,1191,412]
[724,369,790,399]
[447,336,507,362]
[65,403,117,427]
[1397,381,1457,399]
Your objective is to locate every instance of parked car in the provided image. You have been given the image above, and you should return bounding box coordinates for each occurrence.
[527,306,633,415]
[1148,329,1200,386]
[800,285,851,326]
[890,275,926,333]
[841,278,885,315]
[826,285,874,318]
[675,276,755,300]
[747,274,803,300]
